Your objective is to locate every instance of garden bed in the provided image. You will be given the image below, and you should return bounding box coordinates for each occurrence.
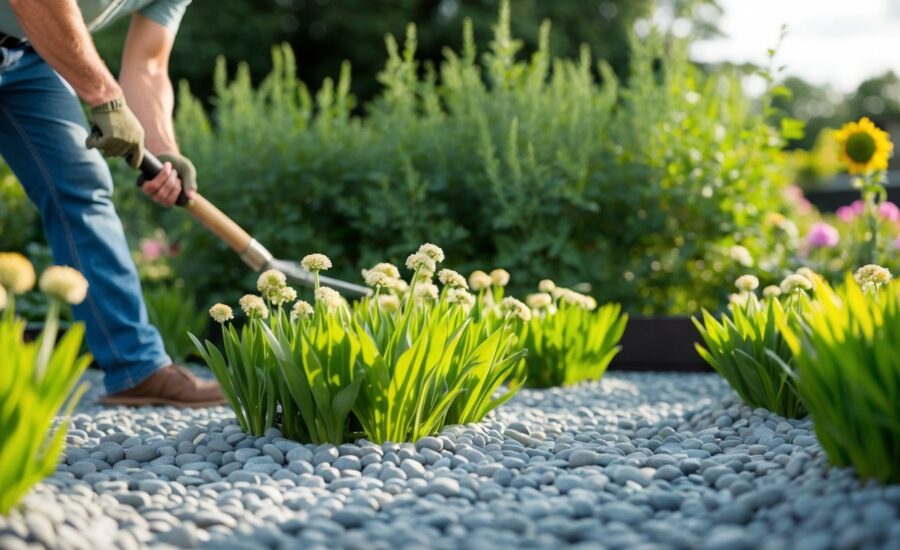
[2,368,897,549]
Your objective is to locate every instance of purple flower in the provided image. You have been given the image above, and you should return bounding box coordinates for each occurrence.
[836,206,856,222]
[805,222,840,248]
[879,201,900,222]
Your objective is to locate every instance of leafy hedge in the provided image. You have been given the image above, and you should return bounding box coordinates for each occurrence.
[133,3,795,314]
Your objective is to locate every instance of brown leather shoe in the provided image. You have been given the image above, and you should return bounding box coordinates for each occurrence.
[99,365,227,408]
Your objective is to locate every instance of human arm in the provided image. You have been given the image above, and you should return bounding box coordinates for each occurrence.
[8,0,121,105]
[119,13,195,206]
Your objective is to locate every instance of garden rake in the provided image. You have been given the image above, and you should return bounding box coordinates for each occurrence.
[134,151,371,298]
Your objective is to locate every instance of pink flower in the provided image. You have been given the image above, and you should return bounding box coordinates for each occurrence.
[895,234,900,250]
[140,239,164,261]
[836,206,857,223]
[805,222,840,248]
[879,201,900,222]
[785,185,813,215]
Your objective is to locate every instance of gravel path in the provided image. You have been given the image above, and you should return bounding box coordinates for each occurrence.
[1,369,899,550]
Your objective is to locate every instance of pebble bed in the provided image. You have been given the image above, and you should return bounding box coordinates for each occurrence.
[2,369,899,550]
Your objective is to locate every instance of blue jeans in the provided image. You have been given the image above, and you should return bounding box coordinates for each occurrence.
[0,45,170,393]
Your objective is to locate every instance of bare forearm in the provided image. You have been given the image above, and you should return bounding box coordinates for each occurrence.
[10,0,120,106]
[120,70,177,154]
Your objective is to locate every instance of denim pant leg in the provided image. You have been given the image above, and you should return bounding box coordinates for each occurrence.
[0,47,170,393]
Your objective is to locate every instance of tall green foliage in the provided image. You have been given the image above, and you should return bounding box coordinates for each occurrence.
[162,2,792,314]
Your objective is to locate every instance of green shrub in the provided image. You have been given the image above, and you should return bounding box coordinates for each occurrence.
[694,276,808,419]
[144,282,208,364]
[777,272,900,482]
[152,0,794,315]
[0,255,92,514]
[0,162,39,253]
[519,284,627,387]
[193,245,527,444]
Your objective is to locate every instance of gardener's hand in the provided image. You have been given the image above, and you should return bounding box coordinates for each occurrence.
[140,161,183,207]
[85,98,145,167]
[158,152,197,197]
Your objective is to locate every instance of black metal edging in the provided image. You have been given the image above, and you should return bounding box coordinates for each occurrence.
[610,316,710,372]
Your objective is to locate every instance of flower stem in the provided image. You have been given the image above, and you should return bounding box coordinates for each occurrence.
[35,299,61,380]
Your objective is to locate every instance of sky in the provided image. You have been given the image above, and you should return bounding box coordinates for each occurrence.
[690,0,900,92]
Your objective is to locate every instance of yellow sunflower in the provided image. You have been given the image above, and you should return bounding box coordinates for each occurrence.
[833,117,893,174]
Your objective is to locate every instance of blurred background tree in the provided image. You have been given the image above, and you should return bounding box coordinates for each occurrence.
[94,0,719,105]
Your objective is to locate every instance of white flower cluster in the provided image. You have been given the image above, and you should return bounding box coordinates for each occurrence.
[209,303,234,324]
[300,253,332,272]
[468,270,492,291]
[438,269,468,289]
[239,294,269,319]
[291,300,314,321]
[446,288,475,311]
[0,251,36,293]
[526,292,553,310]
[500,297,531,322]
[315,286,343,310]
[39,266,89,305]
[780,274,812,295]
[855,264,892,293]
[256,269,298,306]
[734,274,759,293]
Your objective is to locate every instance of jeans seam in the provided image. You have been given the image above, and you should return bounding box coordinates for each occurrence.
[0,101,129,381]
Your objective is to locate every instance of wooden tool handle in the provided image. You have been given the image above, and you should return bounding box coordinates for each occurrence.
[184,194,253,254]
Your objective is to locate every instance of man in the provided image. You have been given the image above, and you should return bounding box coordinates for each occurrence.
[0,0,225,407]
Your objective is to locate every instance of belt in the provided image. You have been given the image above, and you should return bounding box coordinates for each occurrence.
[0,33,27,49]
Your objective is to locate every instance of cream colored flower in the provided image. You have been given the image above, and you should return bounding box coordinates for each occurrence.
[239,294,269,319]
[500,297,531,322]
[362,269,392,288]
[490,269,510,287]
[39,266,88,305]
[795,267,819,287]
[762,285,782,299]
[526,292,553,309]
[854,264,892,288]
[729,292,750,307]
[730,245,754,267]
[291,300,314,321]
[0,252,36,293]
[538,279,556,293]
[209,303,234,324]
[735,275,759,293]
[301,253,332,272]
[389,278,409,295]
[469,270,492,291]
[438,269,468,289]
[414,282,439,301]
[275,286,298,306]
[447,288,475,310]
[0,285,6,311]
[257,269,287,294]
[405,252,436,275]
[780,274,812,295]
[417,243,445,263]
[377,294,401,313]
[583,296,598,311]
[314,287,343,310]
[370,262,401,279]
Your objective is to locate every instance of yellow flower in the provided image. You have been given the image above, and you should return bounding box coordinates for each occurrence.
[0,251,36,293]
[834,117,893,174]
[39,266,89,305]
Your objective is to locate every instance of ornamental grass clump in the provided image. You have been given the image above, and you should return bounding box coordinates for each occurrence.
[194,244,528,445]
[693,273,809,418]
[0,253,92,514]
[517,281,627,388]
[774,269,900,482]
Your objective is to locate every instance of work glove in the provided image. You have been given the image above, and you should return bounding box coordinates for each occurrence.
[85,98,145,168]
[157,152,198,194]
